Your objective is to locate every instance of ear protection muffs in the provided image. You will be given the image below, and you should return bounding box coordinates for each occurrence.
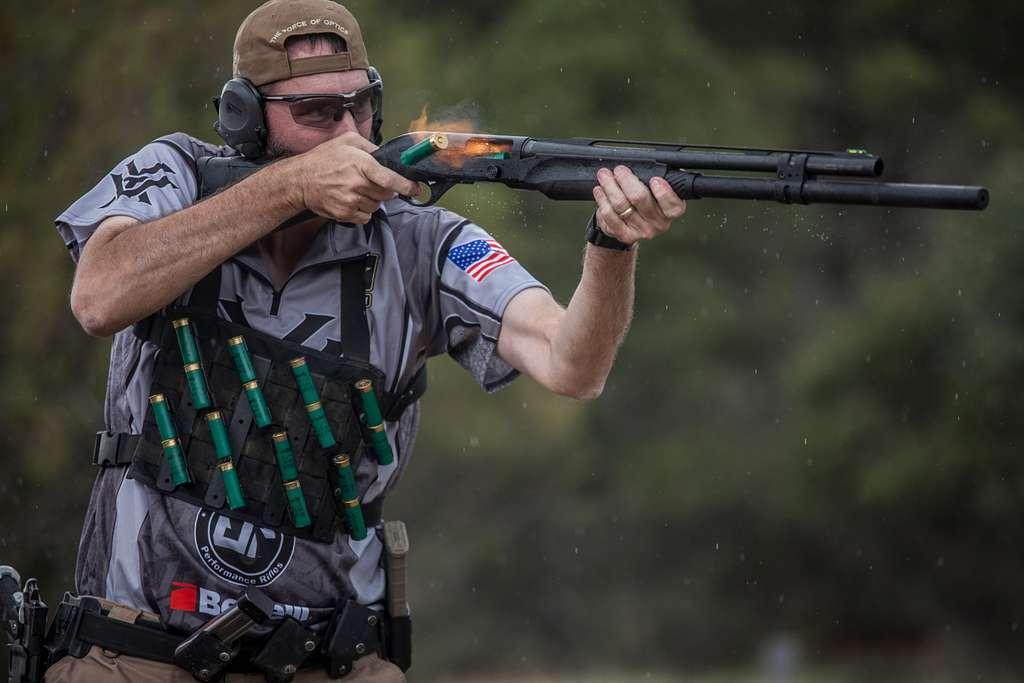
[213,78,267,159]
[213,65,385,159]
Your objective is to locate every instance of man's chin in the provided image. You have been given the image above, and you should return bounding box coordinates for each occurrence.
[264,144,296,161]
[263,135,303,161]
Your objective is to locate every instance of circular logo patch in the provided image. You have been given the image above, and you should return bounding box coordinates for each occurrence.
[194,510,295,587]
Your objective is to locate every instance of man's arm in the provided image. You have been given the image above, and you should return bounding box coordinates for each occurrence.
[70,133,419,337]
[496,166,685,400]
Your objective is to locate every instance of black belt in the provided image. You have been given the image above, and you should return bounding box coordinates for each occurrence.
[47,595,387,682]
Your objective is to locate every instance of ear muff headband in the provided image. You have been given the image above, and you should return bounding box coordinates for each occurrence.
[213,67,385,158]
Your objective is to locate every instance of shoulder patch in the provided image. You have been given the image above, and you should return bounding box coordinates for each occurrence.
[447,238,516,282]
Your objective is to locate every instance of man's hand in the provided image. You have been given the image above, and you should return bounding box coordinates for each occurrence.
[592,165,687,245]
[288,132,421,225]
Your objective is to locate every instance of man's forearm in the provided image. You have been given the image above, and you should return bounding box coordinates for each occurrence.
[71,159,303,336]
[548,244,637,398]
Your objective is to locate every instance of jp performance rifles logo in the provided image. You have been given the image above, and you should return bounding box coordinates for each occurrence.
[194,510,295,587]
[99,158,178,208]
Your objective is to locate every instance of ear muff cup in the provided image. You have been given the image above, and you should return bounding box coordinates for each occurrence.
[214,78,268,159]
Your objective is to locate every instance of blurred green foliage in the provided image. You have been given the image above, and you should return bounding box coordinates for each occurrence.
[1,0,1021,679]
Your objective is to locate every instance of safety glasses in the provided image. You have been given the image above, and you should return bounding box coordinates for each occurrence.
[263,79,381,129]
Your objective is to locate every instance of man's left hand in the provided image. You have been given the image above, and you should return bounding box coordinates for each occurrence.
[592,165,687,246]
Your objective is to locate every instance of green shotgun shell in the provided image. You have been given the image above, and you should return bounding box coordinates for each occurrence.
[160,437,191,487]
[227,335,257,384]
[172,318,200,366]
[205,410,233,461]
[400,133,449,166]
[333,453,359,502]
[284,480,312,528]
[242,379,273,429]
[149,394,178,442]
[271,431,299,482]
[368,423,395,466]
[354,379,385,427]
[183,362,212,410]
[355,380,393,464]
[343,498,367,540]
[305,401,337,449]
[288,357,320,406]
[218,461,246,510]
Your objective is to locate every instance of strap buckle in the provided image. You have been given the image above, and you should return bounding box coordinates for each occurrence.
[92,431,137,467]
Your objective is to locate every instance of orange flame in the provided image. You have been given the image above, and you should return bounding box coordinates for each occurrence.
[407,104,475,136]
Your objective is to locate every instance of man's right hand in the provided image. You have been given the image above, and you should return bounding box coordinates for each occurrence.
[286,132,421,225]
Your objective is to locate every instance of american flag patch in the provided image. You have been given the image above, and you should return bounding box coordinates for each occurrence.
[447,238,516,282]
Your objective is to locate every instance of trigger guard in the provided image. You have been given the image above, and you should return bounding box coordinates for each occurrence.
[399,179,459,207]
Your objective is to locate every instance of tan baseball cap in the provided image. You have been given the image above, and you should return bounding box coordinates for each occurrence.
[233,0,370,87]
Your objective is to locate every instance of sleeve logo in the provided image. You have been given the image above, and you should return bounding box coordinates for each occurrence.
[99,159,179,208]
[447,238,516,282]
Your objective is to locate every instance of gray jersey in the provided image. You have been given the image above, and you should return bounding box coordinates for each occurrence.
[55,133,546,629]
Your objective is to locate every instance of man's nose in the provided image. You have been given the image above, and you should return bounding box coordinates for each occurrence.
[331,108,358,134]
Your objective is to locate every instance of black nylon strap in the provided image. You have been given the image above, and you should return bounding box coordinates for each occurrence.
[339,257,371,364]
[75,609,179,664]
[189,266,223,314]
[132,265,223,346]
[382,365,427,423]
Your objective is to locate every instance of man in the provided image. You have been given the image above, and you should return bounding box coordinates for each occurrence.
[46,1,685,681]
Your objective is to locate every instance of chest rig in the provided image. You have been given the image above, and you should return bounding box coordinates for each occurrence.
[95,254,425,544]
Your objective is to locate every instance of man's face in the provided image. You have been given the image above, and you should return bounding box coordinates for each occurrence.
[262,41,373,158]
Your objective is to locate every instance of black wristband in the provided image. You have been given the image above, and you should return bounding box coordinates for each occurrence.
[585,213,634,251]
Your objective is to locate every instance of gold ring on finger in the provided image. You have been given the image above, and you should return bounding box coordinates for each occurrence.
[618,206,635,220]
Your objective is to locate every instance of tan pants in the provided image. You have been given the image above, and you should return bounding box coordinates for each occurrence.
[45,645,405,682]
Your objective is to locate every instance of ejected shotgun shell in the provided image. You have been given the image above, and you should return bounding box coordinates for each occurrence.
[242,380,273,429]
[284,480,312,528]
[288,357,320,406]
[149,394,178,442]
[218,461,246,510]
[183,362,212,410]
[271,431,300,482]
[305,401,337,449]
[343,497,367,541]
[333,453,359,502]
[160,437,191,488]
[227,335,257,384]
[205,410,233,461]
[172,318,200,366]
[399,133,449,166]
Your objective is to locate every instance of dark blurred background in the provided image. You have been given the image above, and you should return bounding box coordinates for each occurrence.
[2,1,1022,681]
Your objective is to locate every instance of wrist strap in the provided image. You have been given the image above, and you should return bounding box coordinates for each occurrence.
[585,213,634,251]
